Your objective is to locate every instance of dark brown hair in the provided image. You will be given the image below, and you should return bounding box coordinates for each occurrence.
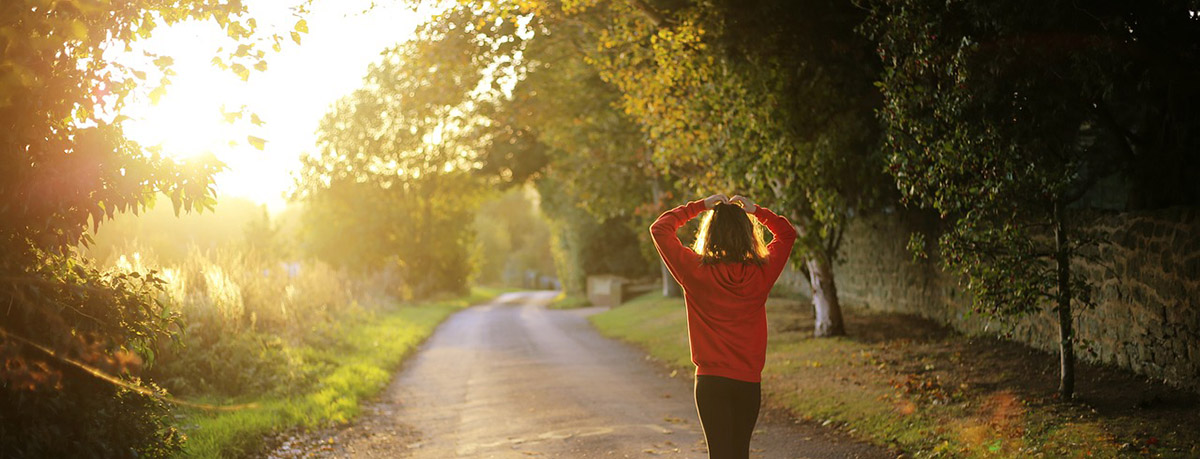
[692,202,769,265]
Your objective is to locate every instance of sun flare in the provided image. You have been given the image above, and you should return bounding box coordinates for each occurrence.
[112,0,434,212]
[124,73,244,161]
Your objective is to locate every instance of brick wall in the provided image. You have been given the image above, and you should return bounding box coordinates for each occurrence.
[824,208,1200,391]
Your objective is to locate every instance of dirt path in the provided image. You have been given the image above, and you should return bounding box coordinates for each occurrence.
[267,291,892,458]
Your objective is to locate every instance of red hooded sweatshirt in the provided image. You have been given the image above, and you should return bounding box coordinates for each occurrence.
[649,200,797,383]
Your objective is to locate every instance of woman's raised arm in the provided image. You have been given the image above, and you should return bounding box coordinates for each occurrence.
[750,203,798,284]
[649,195,726,287]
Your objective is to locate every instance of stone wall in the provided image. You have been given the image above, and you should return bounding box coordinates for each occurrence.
[826,208,1200,391]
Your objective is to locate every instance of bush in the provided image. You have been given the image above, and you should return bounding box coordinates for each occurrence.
[102,245,381,400]
[0,376,185,458]
[1,242,185,458]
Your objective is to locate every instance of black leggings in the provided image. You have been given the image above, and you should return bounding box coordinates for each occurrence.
[694,375,761,459]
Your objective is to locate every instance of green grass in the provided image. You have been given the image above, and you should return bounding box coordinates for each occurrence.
[589,292,1195,458]
[178,287,508,458]
[589,293,692,369]
[546,292,592,310]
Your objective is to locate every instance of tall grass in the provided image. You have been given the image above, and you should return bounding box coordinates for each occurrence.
[107,245,383,399]
[180,296,473,458]
[101,243,510,456]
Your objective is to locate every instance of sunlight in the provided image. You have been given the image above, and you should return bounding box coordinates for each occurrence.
[123,69,244,161]
[113,0,437,212]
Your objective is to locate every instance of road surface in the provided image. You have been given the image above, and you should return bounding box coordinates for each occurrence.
[267,291,892,458]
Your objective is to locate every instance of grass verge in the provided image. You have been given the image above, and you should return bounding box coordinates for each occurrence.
[178,287,510,458]
[590,293,1200,458]
[546,291,592,310]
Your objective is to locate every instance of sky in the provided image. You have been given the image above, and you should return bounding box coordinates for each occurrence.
[119,0,439,213]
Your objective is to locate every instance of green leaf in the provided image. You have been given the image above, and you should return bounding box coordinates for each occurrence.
[987,439,1002,452]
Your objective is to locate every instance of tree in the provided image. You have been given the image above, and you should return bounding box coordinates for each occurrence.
[532,0,888,336]
[0,0,292,454]
[426,1,892,323]
[473,187,556,287]
[365,4,673,295]
[866,0,1200,398]
[534,176,656,294]
[294,7,501,298]
[472,9,674,295]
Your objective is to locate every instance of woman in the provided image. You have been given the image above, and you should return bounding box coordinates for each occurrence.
[649,194,797,459]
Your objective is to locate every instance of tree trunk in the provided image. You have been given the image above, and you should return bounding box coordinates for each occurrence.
[649,179,681,298]
[807,254,845,337]
[661,261,682,297]
[1054,201,1075,399]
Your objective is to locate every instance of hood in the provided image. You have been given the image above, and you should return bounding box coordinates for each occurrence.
[706,262,765,299]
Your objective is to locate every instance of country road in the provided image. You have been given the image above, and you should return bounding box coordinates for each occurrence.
[267,291,892,458]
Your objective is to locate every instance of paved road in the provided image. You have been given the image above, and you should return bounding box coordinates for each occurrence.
[268,291,891,458]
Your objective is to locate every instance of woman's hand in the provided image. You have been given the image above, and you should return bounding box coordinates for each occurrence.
[730,195,757,213]
[702,194,729,209]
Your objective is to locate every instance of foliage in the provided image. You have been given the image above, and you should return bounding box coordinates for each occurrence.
[867,0,1099,396]
[539,187,596,295]
[83,209,508,457]
[294,7,512,298]
[0,0,307,454]
[487,10,670,287]
[396,4,671,291]
[864,0,1200,396]
[577,0,886,335]
[868,0,1200,310]
[435,0,892,334]
[477,9,658,220]
[302,4,663,295]
[1,375,186,458]
[581,216,656,277]
[536,176,654,294]
[85,196,274,264]
[89,204,510,456]
[542,0,887,270]
[473,187,556,288]
[103,246,359,400]
[0,249,187,457]
[297,177,478,298]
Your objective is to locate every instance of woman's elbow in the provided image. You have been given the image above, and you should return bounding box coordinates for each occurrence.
[649,221,673,236]
[781,221,800,239]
